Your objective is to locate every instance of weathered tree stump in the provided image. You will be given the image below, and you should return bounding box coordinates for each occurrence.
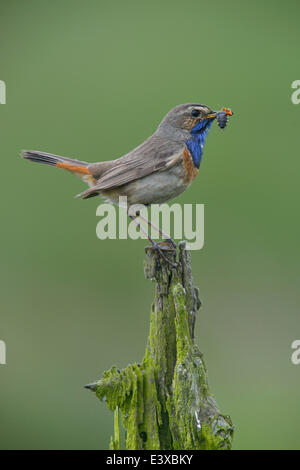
[85,242,234,450]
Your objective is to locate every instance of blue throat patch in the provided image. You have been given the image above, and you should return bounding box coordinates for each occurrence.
[186,119,214,168]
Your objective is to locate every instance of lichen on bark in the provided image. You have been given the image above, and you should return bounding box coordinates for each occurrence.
[85,241,233,450]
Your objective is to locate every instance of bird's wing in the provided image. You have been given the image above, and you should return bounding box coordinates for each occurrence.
[77,135,183,199]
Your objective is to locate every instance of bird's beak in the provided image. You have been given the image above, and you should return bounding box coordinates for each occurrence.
[206,107,234,119]
[206,111,218,119]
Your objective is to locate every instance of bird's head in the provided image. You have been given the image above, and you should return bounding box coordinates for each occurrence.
[157,103,218,138]
[156,103,233,168]
[157,103,233,137]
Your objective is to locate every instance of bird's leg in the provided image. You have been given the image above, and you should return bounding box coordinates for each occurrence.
[135,211,177,249]
[128,214,177,268]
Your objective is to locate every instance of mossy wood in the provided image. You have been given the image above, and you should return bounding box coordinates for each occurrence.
[85,242,233,450]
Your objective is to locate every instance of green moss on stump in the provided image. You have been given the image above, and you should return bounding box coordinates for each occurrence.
[86,242,233,450]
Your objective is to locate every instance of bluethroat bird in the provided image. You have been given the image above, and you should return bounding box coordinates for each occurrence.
[21,103,233,265]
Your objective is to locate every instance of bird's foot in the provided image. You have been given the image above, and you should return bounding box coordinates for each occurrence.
[145,240,177,268]
[163,238,177,249]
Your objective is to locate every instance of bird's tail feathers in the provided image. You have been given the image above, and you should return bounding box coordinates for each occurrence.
[21,150,90,175]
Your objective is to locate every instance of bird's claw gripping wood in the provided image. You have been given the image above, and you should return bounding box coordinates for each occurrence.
[164,238,177,249]
[145,240,177,268]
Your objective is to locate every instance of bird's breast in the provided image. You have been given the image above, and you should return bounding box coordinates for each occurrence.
[98,148,199,206]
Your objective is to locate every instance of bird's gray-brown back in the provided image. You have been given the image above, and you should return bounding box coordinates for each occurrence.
[87,132,185,192]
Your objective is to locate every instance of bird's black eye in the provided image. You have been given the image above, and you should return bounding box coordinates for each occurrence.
[191,109,200,117]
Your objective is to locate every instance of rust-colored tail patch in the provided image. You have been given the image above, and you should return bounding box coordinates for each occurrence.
[56,162,89,174]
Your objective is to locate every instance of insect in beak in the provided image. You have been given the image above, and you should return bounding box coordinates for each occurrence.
[216,107,234,129]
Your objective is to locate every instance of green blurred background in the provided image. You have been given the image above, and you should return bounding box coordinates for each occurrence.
[0,0,299,450]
